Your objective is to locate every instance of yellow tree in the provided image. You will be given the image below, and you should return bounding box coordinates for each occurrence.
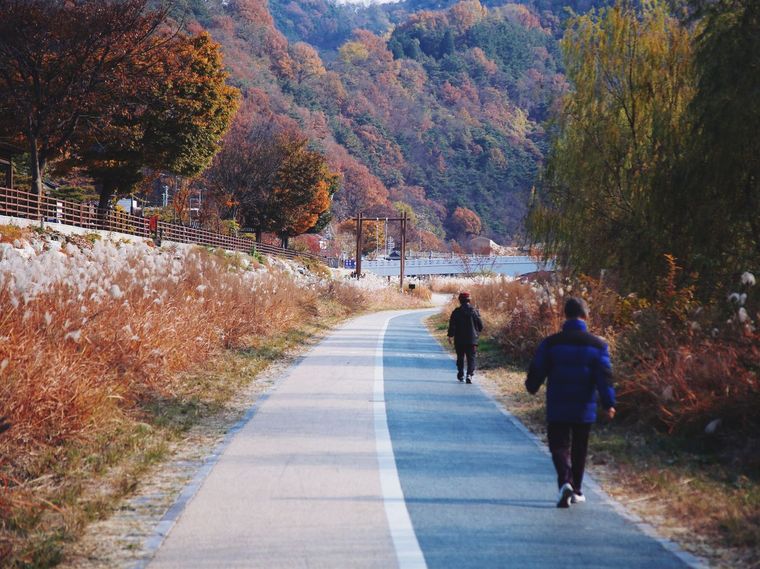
[290,42,326,83]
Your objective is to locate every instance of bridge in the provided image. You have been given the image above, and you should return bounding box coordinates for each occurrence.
[361,255,551,277]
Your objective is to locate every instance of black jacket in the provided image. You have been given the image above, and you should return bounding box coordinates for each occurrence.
[447,303,484,345]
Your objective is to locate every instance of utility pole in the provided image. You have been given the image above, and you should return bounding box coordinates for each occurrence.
[400,211,407,291]
[375,219,380,259]
[384,217,388,256]
[355,212,363,278]
[354,212,407,288]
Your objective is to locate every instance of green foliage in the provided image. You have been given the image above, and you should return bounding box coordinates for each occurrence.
[268,0,390,52]
[143,206,174,222]
[528,1,694,294]
[660,0,760,293]
[249,247,266,265]
[530,0,759,300]
[142,33,240,180]
[221,219,240,236]
[46,185,98,204]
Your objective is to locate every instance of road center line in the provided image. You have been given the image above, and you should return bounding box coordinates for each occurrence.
[374,315,428,569]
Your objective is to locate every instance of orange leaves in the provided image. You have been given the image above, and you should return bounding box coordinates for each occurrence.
[448,0,487,32]
[448,206,482,238]
[232,0,275,28]
[271,139,336,238]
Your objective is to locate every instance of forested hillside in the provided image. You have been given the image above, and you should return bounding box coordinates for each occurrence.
[265,0,611,54]
[183,0,569,243]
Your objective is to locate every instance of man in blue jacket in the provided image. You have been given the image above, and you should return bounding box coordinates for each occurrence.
[526,297,616,508]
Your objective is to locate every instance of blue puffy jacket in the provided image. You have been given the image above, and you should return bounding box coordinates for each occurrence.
[525,319,615,423]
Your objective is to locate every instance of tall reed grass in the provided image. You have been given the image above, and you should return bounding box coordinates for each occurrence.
[439,269,759,436]
[0,226,428,566]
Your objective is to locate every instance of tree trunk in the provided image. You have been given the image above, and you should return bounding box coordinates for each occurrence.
[97,179,116,230]
[28,134,45,222]
[26,120,44,192]
[30,148,44,195]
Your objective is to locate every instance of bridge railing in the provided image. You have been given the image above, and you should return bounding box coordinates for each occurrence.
[361,255,550,277]
[0,186,322,261]
[363,256,538,266]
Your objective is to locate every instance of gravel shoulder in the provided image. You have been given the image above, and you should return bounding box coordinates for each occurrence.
[57,336,323,569]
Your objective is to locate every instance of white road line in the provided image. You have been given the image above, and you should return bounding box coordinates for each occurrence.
[374,316,428,569]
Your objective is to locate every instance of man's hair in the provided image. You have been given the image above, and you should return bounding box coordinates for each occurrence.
[564,297,588,319]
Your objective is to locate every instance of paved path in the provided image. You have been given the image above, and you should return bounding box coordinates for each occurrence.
[146,310,698,569]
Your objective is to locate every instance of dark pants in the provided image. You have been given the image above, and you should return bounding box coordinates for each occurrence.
[455,343,477,378]
[547,422,591,493]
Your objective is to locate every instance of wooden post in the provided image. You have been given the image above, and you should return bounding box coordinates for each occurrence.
[400,211,406,290]
[355,212,363,279]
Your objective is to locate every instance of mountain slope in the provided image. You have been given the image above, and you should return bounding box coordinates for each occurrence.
[186,0,567,242]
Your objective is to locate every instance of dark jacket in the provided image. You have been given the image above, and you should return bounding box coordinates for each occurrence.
[526,319,615,423]
[447,303,484,345]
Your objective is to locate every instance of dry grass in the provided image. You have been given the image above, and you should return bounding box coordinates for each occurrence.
[427,272,760,569]
[0,226,418,568]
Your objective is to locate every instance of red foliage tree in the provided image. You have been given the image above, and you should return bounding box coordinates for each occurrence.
[72,31,239,213]
[0,0,170,196]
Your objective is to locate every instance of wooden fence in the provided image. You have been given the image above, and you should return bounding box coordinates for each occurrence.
[0,186,323,261]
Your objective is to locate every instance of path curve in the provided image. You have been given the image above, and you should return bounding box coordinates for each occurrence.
[143,309,704,569]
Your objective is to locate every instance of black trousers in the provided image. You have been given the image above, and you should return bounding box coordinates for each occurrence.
[547,422,592,493]
[455,343,477,378]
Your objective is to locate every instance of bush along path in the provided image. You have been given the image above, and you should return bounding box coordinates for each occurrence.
[427,272,759,569]
[0,224,429,568]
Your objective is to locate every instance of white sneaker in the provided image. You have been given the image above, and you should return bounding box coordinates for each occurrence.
[571,493,586,504]
[557,483,573,508]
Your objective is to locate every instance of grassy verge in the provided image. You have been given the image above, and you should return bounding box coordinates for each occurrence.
[0,225,432,568]
[2,312,345,569]
[427,311,760,569]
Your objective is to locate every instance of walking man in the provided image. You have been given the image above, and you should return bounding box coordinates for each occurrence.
[447,292,484,384]
[525,297,616,508]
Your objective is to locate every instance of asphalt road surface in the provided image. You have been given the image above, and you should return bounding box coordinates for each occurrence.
[145,309,700,569]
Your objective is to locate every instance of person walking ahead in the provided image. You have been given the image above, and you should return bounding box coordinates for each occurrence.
[525,297,616,508]
[447,292,484,384]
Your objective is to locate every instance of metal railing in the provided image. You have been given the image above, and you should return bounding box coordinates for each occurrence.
[0,186,322,261]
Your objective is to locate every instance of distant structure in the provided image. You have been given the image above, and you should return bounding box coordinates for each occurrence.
[468,235,522,256]
[469,236,497,255]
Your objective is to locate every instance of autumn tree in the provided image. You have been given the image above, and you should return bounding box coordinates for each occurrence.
[528,1,693,293]
[0,0,170,199]
[290,42,326,83]
[448,206,482,242]
[204,111,287,242]
[75,32,239,214]
[207,112,336,245]
[267,138,339,247]
[359,220,386,256]
[329,148,390,218]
